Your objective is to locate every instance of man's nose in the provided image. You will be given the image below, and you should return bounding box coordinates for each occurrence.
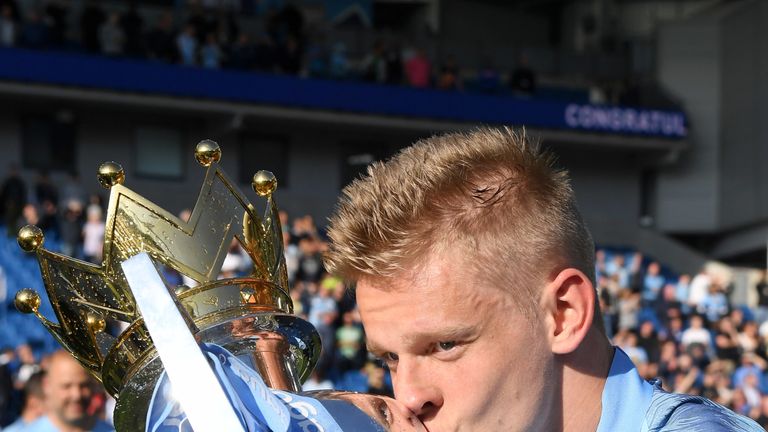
[393,359,444,419]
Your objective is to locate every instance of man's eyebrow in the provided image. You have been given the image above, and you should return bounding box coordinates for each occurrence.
[401,325,477,346]
[365,338,385,355]
[365,325,479,355]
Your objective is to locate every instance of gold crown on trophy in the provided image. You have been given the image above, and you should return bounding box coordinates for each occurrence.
[13,140,320,401]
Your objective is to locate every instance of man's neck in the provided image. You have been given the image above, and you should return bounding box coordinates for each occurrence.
[560,328,615,432]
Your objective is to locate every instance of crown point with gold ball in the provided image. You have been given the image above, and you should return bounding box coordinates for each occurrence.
[97,161,125,189]
[195,140,222,167]
[86,312,107,334]
[17,225,44,252]
[15,289,40,314]
[252,170,277,197]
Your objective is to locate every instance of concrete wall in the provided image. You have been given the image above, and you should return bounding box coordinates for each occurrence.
[719,0,768,229]
[656,0,768,235]
[437,0,550,70]
[656,17,721,232]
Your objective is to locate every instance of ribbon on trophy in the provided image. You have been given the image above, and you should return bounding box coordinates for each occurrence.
[123,253,344,432]
[147,344,344,432]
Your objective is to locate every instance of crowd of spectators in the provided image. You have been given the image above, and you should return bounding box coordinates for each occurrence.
[2,162,768,428]
[597,249,768,427]
[0,0,538,96]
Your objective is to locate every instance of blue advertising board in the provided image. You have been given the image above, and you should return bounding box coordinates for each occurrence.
[0,48,686,139]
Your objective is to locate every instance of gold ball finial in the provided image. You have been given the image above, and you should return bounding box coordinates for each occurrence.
[252,170,277,197]
[195,140,221,167]
[174,285,191,296]
[85,312,107,334]
[17,225,44,252]
[97,161,125,189]
[14,289,40,314]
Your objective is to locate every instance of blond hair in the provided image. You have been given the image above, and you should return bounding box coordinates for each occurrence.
[325,127,594,314]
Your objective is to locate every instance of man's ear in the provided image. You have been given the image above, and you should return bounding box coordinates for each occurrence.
[541,268,595,355]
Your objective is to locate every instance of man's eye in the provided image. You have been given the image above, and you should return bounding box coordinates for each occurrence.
[384,352,399,362]
[437,341,456,351]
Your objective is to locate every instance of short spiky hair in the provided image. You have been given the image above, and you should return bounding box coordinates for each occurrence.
[325,127,594,313]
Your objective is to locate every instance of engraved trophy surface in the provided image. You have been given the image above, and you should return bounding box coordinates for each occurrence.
[14,141,423,431]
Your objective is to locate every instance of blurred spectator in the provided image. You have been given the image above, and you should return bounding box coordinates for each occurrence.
[361,40,387,83]
[437,55,460,91]
[309,283,336,329]
[145,12,176,63]
[35,171,58,210]
[252,33,277,72]
[15,344,40,390]
[20,9,48,48]
[689,267,712,309]
[642,261,664,306]
[4,371,45,431]
[474,61,501,93]
[228,33,254,70]
[25,351,111,432]
[220,238,247,279]
[79,0,104,53]
[19,204,39,229]
[509,52,536,95]
[714,317,740,364]
[297,236,323,285]
[60,173,86,209]
[121,1,143,57]
[702,284,729,323]
[606,254,629,289]
[82,205,104,263]
[385,43,403,85]
[363,362,390,396]
[628,251,644,292]
[336,311,364,372]
[283,230,300,286]
[404,47,431,88]
[176,24,198,66]
[315,303,337,374]
[328,42,349,79]
[675,274,691,310]
[305,39,328,78]
[757,395,768,427]
[637,321,660,364]
[277,34,302,74]
[0,4,17,46]
[741,372,762,414]
[1,164,26,237]
[59,200,83,258]
[681,314,713,350]
[739,320,760,355]
[733,354,767,389]
[44,0,68,48]
[99,12,124,56]
[756,270,768,324]
[617,289,640,331]
[201,33,222,69]
[0,347,14,425]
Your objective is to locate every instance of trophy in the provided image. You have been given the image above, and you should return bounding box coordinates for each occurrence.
[13,141,425,431]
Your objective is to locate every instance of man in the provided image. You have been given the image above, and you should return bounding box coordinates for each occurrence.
[325,128,761,431]
[5,371,45,431]
[23,351,112,432]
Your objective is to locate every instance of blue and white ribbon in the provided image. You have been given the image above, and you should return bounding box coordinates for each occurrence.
[147,344,344,432]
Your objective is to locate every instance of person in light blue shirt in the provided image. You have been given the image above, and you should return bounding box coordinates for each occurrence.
[4,371,45,432]
[20,351,113,432]
[324,128,764,431]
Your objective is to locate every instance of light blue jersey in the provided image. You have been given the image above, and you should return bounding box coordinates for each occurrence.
[19,416,113,432]
[598,348,763,431]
